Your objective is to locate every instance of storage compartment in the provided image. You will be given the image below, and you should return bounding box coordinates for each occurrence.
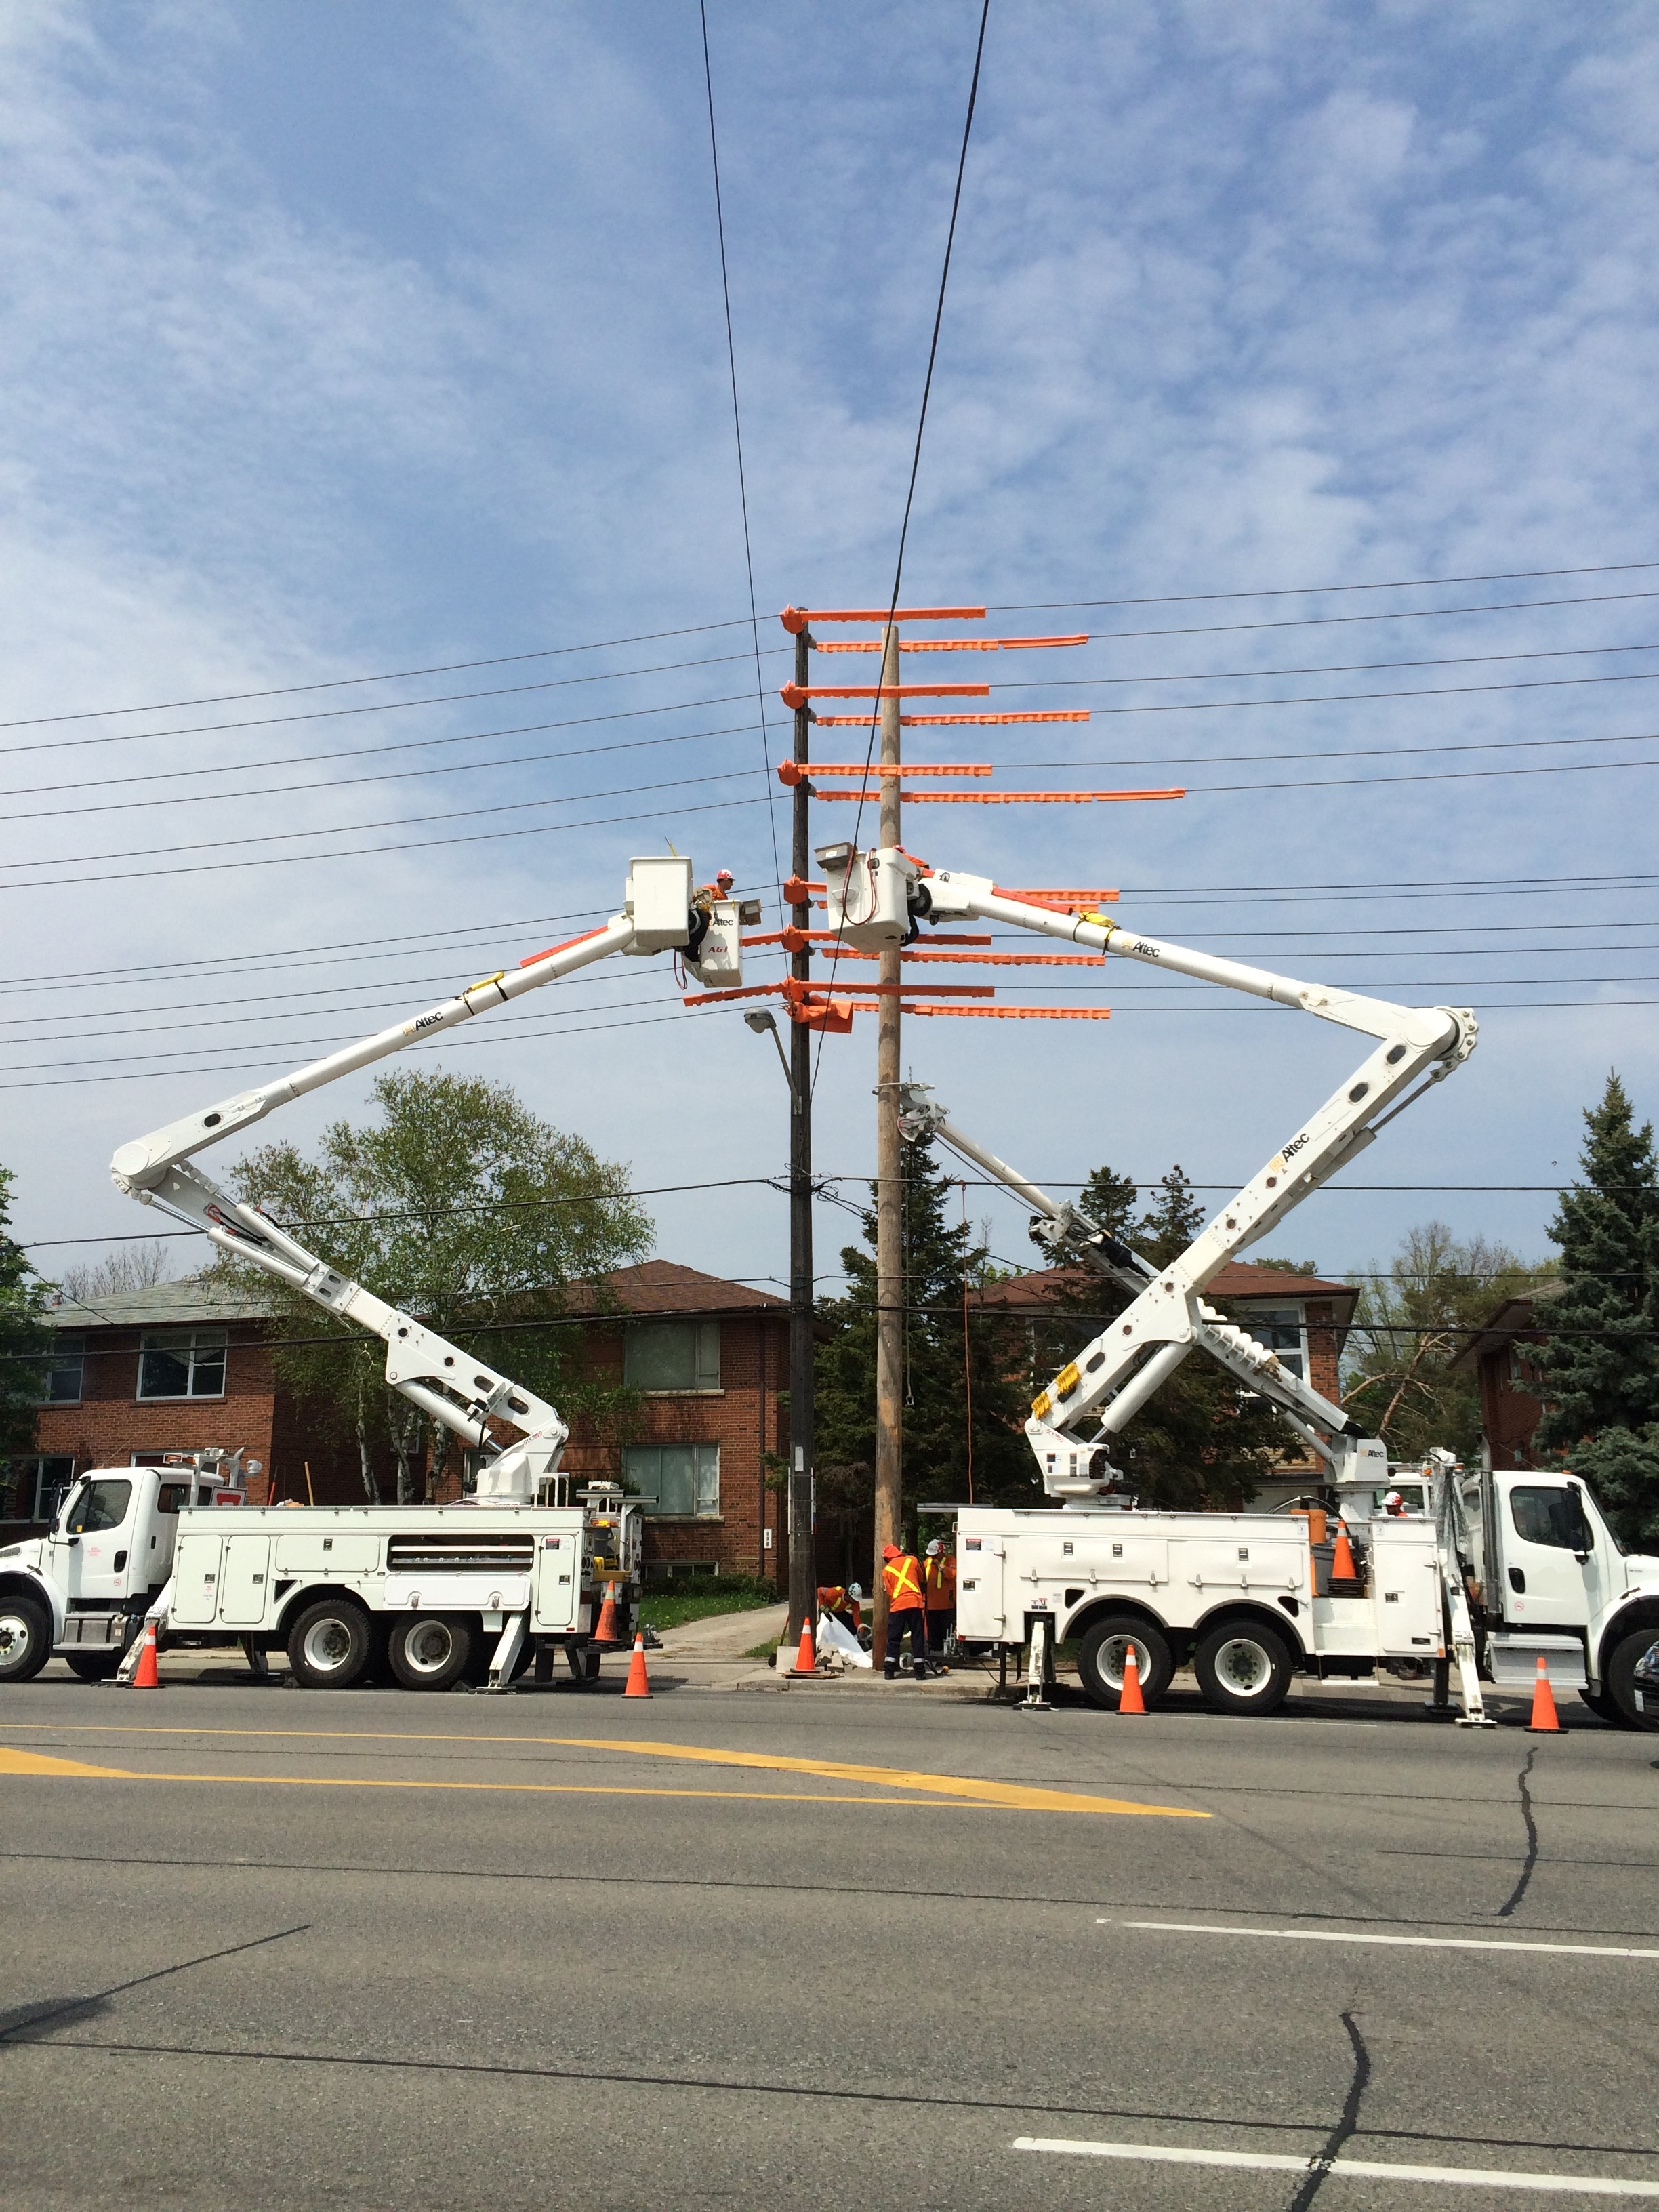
[274,1530,382,1575]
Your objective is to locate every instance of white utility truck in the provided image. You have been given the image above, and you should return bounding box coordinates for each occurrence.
[825,838,1659,1726]
[0,856,749,1693]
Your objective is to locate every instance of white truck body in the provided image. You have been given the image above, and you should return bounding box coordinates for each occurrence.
[0,1454,642,1689]
[955,1467,1659,1723]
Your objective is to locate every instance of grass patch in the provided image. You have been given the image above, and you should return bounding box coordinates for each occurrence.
[637,1582,781,1633]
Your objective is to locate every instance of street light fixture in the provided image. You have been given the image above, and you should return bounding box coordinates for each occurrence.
[744,1008,798,1101]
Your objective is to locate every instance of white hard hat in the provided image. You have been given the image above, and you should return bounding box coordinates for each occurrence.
[1385,1490,1404,1504]
[926,1538,943,1555]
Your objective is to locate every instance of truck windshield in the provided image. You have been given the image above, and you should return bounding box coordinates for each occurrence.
[66,1479,133,1536]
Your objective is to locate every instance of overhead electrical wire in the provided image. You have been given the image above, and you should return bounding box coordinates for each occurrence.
[988,558,1659,614]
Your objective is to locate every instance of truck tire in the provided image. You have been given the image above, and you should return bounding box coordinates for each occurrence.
[387,1613,476,1692]
[64,1652,121,1682]
[1605,1626,1659,1732]
[286,1598,371,1689]
[1194,1620,1294,1717]
[1579,1686,1628,1726]
[1078,1616,1173,1711]
[0,1594,53,1683]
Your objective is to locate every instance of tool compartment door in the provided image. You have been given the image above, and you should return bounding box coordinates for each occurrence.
[218,1534,272,1627]
[533,1533,579,1630]
[956,1532,1007,1637]
[1367,1521,1443,1657]
[170,1529,224,1626]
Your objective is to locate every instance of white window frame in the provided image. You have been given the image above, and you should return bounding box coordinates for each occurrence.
[37,1334,85,1406]
[1236,1303,1309,1381]
[621,1442,721,1519]
[138,1328,228,1401]
[623,1318,721,1395]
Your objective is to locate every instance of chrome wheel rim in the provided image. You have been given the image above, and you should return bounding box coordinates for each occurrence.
[1214,1636,1274,1696]
[301,1617,356,1675]
[0,1610,35,1659]
[1099,1633,1152,1693]
[403,1620,457,1677]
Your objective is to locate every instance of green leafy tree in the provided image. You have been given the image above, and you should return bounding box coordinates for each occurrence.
[1534,1073,1659,1547]
[220,1070,652,1502]
[1341,1222,1551,1461]
[815,1135,1036,1534]
[0,1165,52,1473]
[1038,1161,1284,1509]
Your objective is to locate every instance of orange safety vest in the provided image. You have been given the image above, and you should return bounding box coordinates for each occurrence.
[819,1584,861,1630]
[882,1553,924,1611]
[923,1552,956,1609]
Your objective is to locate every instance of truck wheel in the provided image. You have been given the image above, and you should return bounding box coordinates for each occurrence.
[1078,1616,1173,1711]
[1579,1686,1629,1726]
[1194,1621,1294,1717]
[64,1652,121,1682]
[388,1614,476,1692]
[0,1595,53,1683]
[286,1599,371,1689]
[1605,1626,1659,1732]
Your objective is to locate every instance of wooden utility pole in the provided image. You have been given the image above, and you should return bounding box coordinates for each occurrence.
[871,621,904,1655]
[785,622,817,1651]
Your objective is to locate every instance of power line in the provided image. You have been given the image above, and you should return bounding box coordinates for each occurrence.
[699,0,783,906]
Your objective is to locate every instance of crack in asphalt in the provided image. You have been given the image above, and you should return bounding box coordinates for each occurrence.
[1496,1746,1541,1918]
[1286,2010,1370,2212]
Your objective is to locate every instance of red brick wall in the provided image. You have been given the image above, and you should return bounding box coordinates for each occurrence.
[1477,1339,1548,1467]
[35,1326,277,1478]
[562,1313,787,1584]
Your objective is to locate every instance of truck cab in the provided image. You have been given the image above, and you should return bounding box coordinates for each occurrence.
[1462,1468,1659,1721]
[0,1454,251,1683]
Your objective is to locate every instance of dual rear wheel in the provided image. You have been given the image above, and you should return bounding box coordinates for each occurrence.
[1077,1612,1296,1717]
[284,1599,493,1692]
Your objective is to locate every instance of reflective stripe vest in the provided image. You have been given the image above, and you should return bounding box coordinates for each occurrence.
[817,1584,860,1628]
[882,1553,924,1610]
[924,1553,956,1608]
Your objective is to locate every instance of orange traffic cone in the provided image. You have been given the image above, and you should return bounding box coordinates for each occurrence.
[1528,1654,1561,1734]
[1118,1639,1146,1715]
[130,1622,159,1689]
[789,1616,817,1677]
[592,1582,621,1647]
[1331,1522,1359,1582]
[623,1631,651,1698]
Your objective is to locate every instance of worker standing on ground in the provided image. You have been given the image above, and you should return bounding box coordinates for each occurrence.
[923,1538,956,1669]
[880,1542,931,1680]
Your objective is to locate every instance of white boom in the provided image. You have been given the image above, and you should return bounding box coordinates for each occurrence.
[109,855,749,1503]
[818,840,1477,1500]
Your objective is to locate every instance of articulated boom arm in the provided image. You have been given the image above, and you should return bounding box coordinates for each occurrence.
[110,855,744,1501]
[829,844,1477,1498]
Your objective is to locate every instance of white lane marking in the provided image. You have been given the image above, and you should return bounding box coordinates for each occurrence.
[1103,1918,1659,1961]
[1013,2138,1659,2196]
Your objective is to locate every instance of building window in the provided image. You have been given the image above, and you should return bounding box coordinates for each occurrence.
[622,1443,720,1517]
[138,1330,228,1401]
[623,1319,720,1393]
[37,1334,85,1405]
[4,1455,75,1524]
[1237,1305,1307,1380]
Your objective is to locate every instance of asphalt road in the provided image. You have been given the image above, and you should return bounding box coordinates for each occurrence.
[1,1663,1656,2212]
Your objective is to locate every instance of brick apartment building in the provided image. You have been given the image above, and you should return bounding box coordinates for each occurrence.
[5,1261,790,1587]
[1449,1279,1567,1469]
[974,1258,1359,1509]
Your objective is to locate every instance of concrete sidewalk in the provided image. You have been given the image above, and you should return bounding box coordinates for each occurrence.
[650,1600,787,1662]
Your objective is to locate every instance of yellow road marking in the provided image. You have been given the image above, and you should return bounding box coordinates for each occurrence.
[0,1746,132,1778]
[0,1723,1204,1819]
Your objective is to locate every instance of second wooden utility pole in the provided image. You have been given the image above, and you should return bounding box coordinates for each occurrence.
[872,621,904,1656]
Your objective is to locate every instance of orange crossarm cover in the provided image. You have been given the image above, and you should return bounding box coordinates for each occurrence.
[809,787,1185,804]
[996,886,1120,906]
[783,977,993,1002]
[779,605,985,631]
[905,1006,1112,1020]
[779,682,989,707]
[815,634,1087,652]
[777,759,991,783]
[899,711,1091,726]
[781,875,826,903]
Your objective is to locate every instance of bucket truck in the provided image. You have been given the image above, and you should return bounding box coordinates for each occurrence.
[0,857,752,1693]
[823,839,1659,1725]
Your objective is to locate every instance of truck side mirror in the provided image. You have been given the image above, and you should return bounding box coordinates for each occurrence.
[1567,1480,1594,1559]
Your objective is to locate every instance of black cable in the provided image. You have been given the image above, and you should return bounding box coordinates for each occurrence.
[815,0,991,1090]
[699,0,783,905]
[985,583,1659,643]
[989,558,1659,613]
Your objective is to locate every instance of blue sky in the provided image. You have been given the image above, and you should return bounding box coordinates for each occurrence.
[4,0,1658,1298]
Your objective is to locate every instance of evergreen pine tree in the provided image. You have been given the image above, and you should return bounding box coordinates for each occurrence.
[0,1163,52,1474]
[815,1134,1037,1540]
[1037,1159,1284,1509]
[1534,1073,1659,1547]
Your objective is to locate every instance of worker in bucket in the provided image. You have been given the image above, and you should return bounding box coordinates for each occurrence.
[880,1542,932,1679]
[922,1537,956,1668]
